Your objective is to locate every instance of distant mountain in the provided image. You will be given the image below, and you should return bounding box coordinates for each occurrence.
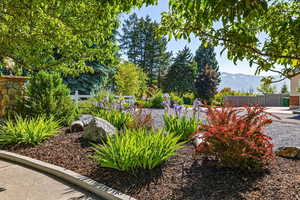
[219,72,290,93]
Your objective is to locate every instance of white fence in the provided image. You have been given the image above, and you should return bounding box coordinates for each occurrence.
[70,91,135,105]
[70,91,93,102]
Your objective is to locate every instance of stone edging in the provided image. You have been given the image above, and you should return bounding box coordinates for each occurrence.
[0,150,136,200]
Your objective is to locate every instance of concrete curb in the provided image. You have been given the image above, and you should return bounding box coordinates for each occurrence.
[0,150,136,200]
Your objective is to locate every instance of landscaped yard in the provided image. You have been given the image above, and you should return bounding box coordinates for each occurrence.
[3,115,300,200]
[2,102,300,200]
[1,1,300,200]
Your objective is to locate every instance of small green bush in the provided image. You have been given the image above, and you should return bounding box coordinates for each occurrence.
[0,115,60,146]
[212,88,256,106]
[92,109,133,130]
[16,71,76,125]
[150,92,164,108]
[77,100,98,114]
[170,93,184,105]
[183,93,195,105]
[92,129,184,171]
[91,89,115,108]
[164,114,199,141]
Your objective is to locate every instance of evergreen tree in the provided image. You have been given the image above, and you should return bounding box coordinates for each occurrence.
[163,46,196,96]
[64,61,115,95]
[194,44,221,101]
[281,83,289,94]
[120,14,172,86]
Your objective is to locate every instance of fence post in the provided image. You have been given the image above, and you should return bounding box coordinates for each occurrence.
[74,90,79,105]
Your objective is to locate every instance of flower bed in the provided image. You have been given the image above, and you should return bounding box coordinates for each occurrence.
[4,129,300,200]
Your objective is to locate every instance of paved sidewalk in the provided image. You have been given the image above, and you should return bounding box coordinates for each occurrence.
[0,159,100,200]
[265,107,294,114]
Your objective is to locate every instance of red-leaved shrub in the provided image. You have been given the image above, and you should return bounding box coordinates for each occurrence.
[191,105,277,171]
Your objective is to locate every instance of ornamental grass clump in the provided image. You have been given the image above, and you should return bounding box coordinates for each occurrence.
[191,105,276,171]
[92,129,184,172]
[164,114,199,141]
[0,115,60,146]
[92,109,133,130]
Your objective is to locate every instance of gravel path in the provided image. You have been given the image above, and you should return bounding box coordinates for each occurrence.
[148,109,300,150]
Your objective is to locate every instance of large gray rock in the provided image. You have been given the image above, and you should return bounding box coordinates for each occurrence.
[83,117,116,142]
[70,120,84,132]
[79,114,94,126]
[275,147,300,159]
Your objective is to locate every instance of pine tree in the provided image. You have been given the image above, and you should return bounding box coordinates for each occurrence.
[120,14,172,86]
[281,83,289,94]
[63,62,115,95]
[194,44,221,101]
[163,46,196,96]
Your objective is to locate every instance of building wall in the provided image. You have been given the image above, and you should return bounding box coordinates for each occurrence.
[290,74,300,95]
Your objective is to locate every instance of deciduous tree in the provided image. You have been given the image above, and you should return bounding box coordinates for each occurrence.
[162,0,300,82]
[0,0,157,73]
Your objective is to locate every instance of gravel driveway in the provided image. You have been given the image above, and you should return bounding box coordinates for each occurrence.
[148,109,300,150]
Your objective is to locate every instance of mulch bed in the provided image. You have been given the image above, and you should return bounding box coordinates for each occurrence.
[4,130,300,200]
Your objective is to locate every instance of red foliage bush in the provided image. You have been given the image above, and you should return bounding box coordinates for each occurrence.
[191,105,276,171]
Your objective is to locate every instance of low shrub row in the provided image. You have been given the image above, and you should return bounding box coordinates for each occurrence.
[0,115,60,146]
[136,92,195,109]
[92,129,184,171]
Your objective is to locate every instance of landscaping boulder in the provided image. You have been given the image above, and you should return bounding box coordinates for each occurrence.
[70,120,84,132]
[83,117,116,142]
[275,147,300,159]
[69,114,94,133]
[79,114,94,126]
[191,132,204,147]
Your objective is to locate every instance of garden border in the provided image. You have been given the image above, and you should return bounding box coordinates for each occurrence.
[0,150,136,200]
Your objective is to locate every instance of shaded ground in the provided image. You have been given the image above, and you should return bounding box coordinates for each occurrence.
[5,131,300,200]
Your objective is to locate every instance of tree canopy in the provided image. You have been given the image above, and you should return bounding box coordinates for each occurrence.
[120,13,172,86]
[163,46,196,96]
[162,0,300,81]
[194,45,220,101]
[0,0,157,73]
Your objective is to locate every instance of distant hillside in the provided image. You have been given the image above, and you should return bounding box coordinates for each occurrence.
[219,72,290,93]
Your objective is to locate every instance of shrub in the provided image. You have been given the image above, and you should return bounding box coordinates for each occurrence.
[92,89,115,107]
[0,115,60,146]
[191,105,275,171]
[92,129,184,171]
[16,71,76,125]
[183,93,195,105]
[170,93,184,105]
[150,92,164,108]
[92,109,133,130]
[212,88,255,106]
[128,109,153,130]
[114,62,148,96]
[164,114,199,141]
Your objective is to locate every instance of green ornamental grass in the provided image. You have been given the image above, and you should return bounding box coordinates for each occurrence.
[92,109,133,130]
[92,129,184,172]
[164,114,199,141]
[0,115,60,146]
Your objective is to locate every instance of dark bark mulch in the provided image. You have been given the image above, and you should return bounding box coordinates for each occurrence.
[4,131,300,200]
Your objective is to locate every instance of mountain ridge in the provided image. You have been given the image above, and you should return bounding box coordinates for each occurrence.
[219,72,290,93]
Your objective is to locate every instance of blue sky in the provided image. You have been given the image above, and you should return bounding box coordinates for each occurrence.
[120,0,277,76]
